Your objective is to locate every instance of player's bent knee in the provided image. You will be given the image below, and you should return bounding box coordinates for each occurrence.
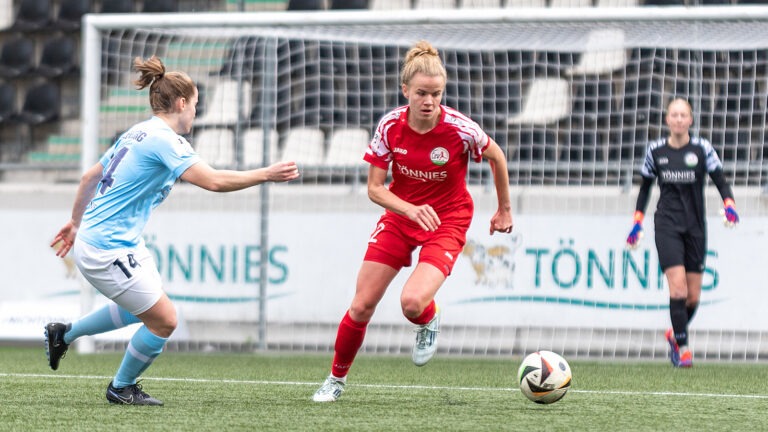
[400,300,423,320]
[348,304,375,322]
[148,320,176,338]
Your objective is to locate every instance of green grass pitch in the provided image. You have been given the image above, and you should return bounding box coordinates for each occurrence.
[1,346,766,431]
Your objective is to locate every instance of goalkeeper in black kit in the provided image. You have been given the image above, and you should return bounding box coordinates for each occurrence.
[625,98,739,368]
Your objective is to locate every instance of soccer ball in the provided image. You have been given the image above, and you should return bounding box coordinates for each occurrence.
[517,350,572,404]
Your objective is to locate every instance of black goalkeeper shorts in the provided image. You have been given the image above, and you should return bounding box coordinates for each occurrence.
[654,221,706,273]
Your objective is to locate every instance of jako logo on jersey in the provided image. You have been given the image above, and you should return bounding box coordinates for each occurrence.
[658,157,669,165]
[430,147,449,166]
[394,147,408,155]
[684,152,698,167]
[396,164,448,182]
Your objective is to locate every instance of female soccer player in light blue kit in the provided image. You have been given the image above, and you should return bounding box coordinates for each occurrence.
[46,56,299,405]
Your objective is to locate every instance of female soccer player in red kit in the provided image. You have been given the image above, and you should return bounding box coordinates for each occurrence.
[313,40,514,402]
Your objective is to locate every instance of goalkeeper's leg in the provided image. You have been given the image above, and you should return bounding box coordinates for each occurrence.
[664,265,689,367]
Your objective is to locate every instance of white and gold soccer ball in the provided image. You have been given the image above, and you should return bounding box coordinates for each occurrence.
[517,350,572,404]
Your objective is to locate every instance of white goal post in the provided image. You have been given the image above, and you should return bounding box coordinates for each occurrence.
[79,7,768,360]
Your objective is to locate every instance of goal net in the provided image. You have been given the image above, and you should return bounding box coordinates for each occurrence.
[80,7,768,360]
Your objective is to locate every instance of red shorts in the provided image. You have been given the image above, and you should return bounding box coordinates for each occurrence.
[364,204,473,277]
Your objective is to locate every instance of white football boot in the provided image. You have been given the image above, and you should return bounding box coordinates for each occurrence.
[412,306,440,366]
[312,375,346,402]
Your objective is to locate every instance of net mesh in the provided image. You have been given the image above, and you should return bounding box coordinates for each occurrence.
[85,9,768,359]
[97,17,768,190]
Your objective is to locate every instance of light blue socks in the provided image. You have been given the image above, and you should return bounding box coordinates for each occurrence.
[112,325,167,388]
[64,303,141,344]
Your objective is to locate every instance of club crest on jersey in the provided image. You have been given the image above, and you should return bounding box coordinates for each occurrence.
[430,147,449,166]
[684,152,698,167]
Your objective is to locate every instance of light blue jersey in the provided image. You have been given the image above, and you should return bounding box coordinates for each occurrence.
[78,116,200,249]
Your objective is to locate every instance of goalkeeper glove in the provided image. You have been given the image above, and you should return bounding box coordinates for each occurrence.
[626,211,644,249]
[722,198,739,228]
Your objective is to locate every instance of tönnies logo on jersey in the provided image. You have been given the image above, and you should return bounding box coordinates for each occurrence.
[396,164,448,182]
[660,170,696,183]
[430,147,449,166]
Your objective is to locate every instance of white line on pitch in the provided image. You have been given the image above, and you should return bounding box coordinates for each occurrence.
[3,372,768,400]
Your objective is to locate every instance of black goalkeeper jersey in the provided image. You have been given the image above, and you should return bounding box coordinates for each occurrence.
[640,136,723,231]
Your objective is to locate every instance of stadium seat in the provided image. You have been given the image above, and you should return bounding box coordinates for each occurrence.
[415,0,457,7]
[193,128,235,168]
[195,79,252,127]
[566,130,604,162]
[482,82,522,119]
[99,0,134,13]
[370,0,410,8]
[141,0,177,12]
[0,81,16,161]
[218,36,264,81]
[242,127,279,167]
[0,35,35,79]
[54,0,91,31]
[34,35,79,78]
[460,0,501,7]
[0,0,13,30]
[504,0,547,6]
[514,127,560,161]
[287,0,325,9]
[0,82,16,125]
[326,127,369,166]
[596,0,637,6]
[281,127,325,165]
[566,29,627,76]
[549,0,592,6]
[11,0,52,31]
[329,0,369,8]
[641,0,684,5]
[13,81,60,149]
[507,78,571,125]
[14,81,61,125]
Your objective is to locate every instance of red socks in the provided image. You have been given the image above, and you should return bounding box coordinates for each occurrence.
[330,302,435,377]
[331,311,368,378]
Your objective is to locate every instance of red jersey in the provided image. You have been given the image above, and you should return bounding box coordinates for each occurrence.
[364,105,489,217]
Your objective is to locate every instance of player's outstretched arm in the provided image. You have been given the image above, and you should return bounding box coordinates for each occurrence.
[482,140,513,235]
[181,160,300,192]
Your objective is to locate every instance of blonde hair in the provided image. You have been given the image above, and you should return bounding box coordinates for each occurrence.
[666,97,692,116]
[400,40,447,86]
[133,56,196,114]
